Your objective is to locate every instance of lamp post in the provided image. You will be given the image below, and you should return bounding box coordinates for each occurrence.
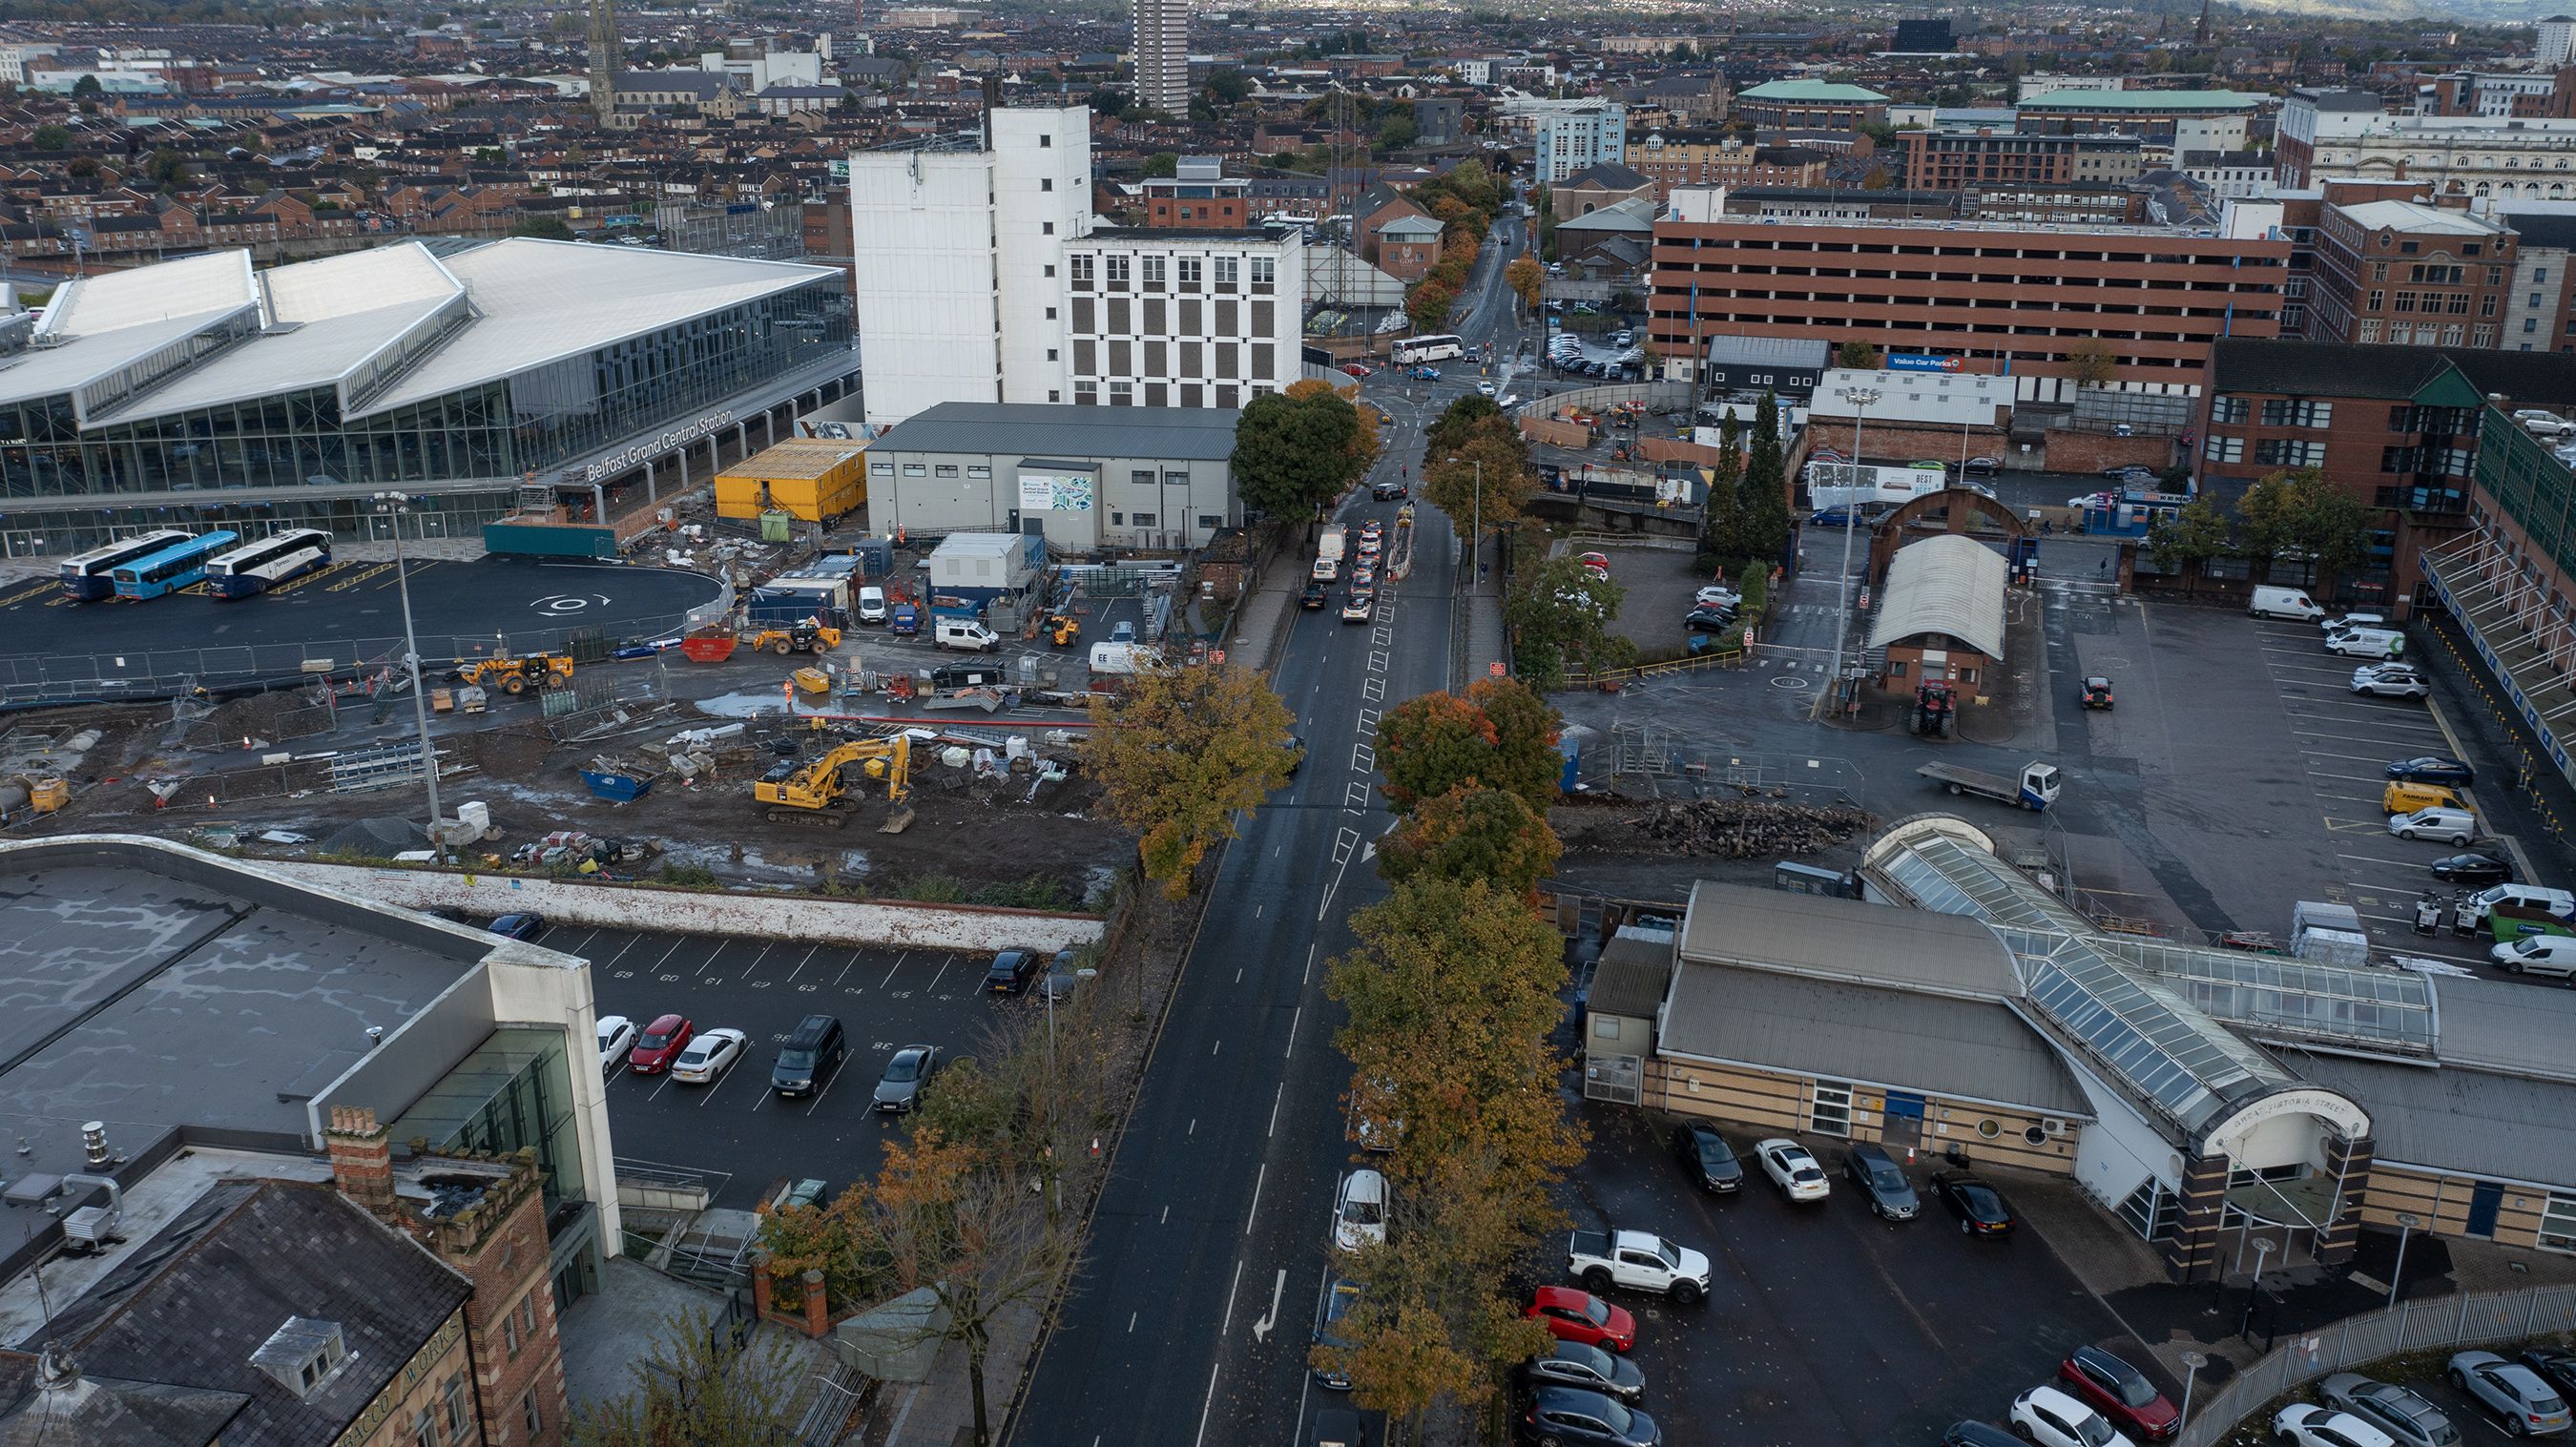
[2179,1351,2208,1436]
[2388,1211,2424,1312]
[1822,384,1880,717]
[374,492,443,846]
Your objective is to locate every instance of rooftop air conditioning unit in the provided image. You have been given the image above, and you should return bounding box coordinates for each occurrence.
[62,1201,119,1252]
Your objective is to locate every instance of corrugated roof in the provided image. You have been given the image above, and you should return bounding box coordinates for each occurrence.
[1739,80,1891,103]
[1706,334,1831,367]
[2020,89,2262,111]
[2336,199,2504,238]
[40,250,255,337]
[873,402,1242,461]
[1662,964,2089,1115]
[1589,930,1673,1017]
[2288,1052,2576,1185]
[2428,973,2576,1084]
[1679,880,2021,1000]
[1867,534,2007,661]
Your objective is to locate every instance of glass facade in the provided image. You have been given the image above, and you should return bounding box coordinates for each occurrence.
[0,274,851,554]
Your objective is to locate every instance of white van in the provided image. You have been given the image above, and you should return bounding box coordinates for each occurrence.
[2389,805,2477,846]
[2459,882,2576,928]
[2323,627,2404,660]
[2490,934,2576,979]
[1088,641,1160,675]
[933,618,999,652]
[2250,586,2325,622]
[856,586,887,624]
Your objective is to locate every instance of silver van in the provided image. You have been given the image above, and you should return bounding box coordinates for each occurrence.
[2389,806,2477,845]
[2250,586,2325,622]
[2490,934,2576,980]
[934,618,999,652]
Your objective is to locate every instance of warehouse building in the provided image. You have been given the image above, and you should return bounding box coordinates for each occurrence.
[1582,816,2576,1279]
[0,238,855,557]
[862,402,1240,551]
[1866,534,2007,697]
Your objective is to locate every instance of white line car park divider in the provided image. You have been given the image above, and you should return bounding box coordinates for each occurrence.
[275,862,1105,952]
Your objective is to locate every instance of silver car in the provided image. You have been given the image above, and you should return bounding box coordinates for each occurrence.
[2449,1351,2572,1437]
[2319,1374,2459,1447]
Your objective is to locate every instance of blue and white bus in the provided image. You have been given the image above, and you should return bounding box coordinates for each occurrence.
[205,528,332,599]
[110,530,238,601]
[58,530,194,602]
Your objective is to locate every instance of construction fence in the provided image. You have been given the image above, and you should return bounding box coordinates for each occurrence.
[2177,1284,2576,1447]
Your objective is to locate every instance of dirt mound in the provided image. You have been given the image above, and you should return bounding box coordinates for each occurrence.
[1552,796,1875,858]
[186,687,331,749]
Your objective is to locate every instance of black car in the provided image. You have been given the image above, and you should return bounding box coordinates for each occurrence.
[1940,1424,2021,1447]
[1284,734,1306,775]
[1523,1386,1662,1447]
[1370,481,1409,501]
[2524,1348,2576,1400]
[1520,1340,1646,1405]
[488,913,545,941]
[1931,1170,2014,1236]
[1841,1143,1920,1221]
[1683,607,1737,633]
[2430,852,2516,884]
[983,948,1041,995]
[1311,1408,1368,1447]
[2386,755,2476,787]
[1671,1124,1743,1193]
[1301,581,1330,610]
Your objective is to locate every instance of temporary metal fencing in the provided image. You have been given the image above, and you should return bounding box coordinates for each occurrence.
[2178,1284,2576,1447]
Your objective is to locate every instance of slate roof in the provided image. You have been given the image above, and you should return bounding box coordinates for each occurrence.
[2207,339,2576,408]
[1558,160,1652,191]
[31,1181,469,1447]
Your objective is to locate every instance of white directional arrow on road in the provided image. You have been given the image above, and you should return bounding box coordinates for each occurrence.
[1249,1270,1287,1342]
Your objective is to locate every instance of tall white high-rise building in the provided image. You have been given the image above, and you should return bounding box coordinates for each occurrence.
[1133,0,1190,115]
[2540,15,2575,68]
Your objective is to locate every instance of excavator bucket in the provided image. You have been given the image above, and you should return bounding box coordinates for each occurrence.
[878,805,916,834]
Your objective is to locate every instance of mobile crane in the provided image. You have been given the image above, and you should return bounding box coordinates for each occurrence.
[752,733,914,832]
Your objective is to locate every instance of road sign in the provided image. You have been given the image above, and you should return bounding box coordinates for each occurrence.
[1886,354,1963,373]
[1488,661,1506,676]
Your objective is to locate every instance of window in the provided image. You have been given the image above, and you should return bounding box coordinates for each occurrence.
[1047,348,1058,362]
[1132,512,1156,527]
[1810,1081,1853,1138]
[2203,434,2244,464]
[1041,177,1053,191]
[522,1393,542,1437]
[412,1407,439,1447]
[1143,255,1166,287]
[1180,256,1202,288]
[1045,306,1056,320]
[1109,380,1132,405]
[1042,221,1054,236]
[1107,254,1131,285]
[1070,255,1093,286]
[2544,1193,2576,1253]
[2210,396,2250,424]
[443,1375,469,1437]
[1163,470,1189,486]
[1251,256,1276,291]
[1043,264,1055,278]
[2254,438,2325,467]
[1131,469,1154,488]
[1215,256,1239,289]
[903,464,925,477]
[1039,133,1052,147]
[2259,400,2332,428]
[2368,290,2386,311]
[935,464,958,477]
[968,465,991,479]
[871,462,893,477]
[1198,514,1221,529]
[503,1305,521,1358]
[1075,382,1097,404]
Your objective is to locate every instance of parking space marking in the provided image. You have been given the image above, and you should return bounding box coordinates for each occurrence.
[880,952,910,989]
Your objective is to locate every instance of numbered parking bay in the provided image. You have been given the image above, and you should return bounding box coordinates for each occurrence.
[536,923,1046,1209]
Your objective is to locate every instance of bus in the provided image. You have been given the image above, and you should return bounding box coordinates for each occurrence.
[1393,333,1465,364]
[109,530,239,601]
[58,529,194,602]
[205,528,333,599]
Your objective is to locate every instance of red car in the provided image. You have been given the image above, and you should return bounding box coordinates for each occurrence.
[1526,1286,1635,1354]
[1342,362,1374,379]
[627,1013,695,1074]
[2057,1346,2179,1442]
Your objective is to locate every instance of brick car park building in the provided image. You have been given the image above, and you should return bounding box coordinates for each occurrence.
[1580,817,2576,1278]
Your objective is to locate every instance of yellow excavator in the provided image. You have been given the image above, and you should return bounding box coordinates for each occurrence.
[752,733,913,832]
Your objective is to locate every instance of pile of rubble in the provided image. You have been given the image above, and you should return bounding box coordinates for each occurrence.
[1556,796,1876,858]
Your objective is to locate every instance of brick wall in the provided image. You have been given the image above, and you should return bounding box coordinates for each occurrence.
[2040,430,2182,476]
[1798,420,2006,465]
[438,1177,570,1447]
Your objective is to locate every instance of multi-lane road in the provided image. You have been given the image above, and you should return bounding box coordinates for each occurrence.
[1010,216,1531,1446]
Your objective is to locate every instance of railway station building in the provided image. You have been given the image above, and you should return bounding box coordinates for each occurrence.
[1581,816,2576,1278]
[0,238,856,557]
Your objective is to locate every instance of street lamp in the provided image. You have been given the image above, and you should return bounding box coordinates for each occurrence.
[373,492,443,846]
[1446,452,1482,595]
[2388,1211,2425,1312]
[2179,1351,2208,1435]
[1822,385,1880,717]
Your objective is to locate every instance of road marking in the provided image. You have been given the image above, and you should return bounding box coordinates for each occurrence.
[880,952,909,988]
[1251,1270,1288,1343]
[1362,676,1383,701]
[1269,1083,1283,1137]
[1352,743,1375,771]
[1220,1257,1244,1329]
[1304,942,1318,985]
[1193,1360,1223,1447]
[1331,827,1360,865]
[1368,650,1388,672]
[1245,1164,1267,1234]
[1129,1312,1137,1333]
[784,944,819,982]
[1357,707,1381,728]
[1342,781,1369,813]
[924,958,952,994]
[1285,1005,1302,1058]
[1161,1205,1170,1223]
[1255,902,1263,919]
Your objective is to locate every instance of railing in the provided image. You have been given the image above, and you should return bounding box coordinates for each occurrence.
[2179,1284,2576,1447]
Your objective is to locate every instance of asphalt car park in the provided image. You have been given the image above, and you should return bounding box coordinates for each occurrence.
[1563,1104,2143,1445]
[524,921,1046,1210]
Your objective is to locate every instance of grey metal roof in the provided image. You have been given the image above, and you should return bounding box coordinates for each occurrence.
[1661,964,2089,1115]
[1678,880,2021,1001]
[41,1180,470,1447]
[1705,333,1830,367]
[2286,1053,2576,1187]
[1867,534,2007,662]
[2426,974,2576,1084]
[1588,931,1673,1018]
[873,402,1243,462]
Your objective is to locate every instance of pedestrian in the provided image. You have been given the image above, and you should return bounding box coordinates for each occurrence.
[2098,557,2108,576]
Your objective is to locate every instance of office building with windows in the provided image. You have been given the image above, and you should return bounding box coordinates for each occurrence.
[1530,102,1629,183]
[0,238,854,557]
[863,401,1239,549]
[2305,198,2518,349]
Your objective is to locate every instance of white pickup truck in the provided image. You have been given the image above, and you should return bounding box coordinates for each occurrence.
[1566,1229,1712,1305]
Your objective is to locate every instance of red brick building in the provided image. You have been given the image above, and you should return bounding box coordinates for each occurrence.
[1142,156,1251,228]
[1896,129,2146,191]
[2306,196,2517,349]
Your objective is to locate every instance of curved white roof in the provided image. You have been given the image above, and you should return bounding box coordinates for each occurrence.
[1866,532,2007,661]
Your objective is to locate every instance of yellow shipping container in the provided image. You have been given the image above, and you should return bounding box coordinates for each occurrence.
[714,439,868,524]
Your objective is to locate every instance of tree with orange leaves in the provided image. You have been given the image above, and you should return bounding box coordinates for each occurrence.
[1373,676,1563,813]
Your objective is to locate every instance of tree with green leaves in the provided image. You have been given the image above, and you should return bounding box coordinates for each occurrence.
[1506,556,1633,689]
[509,215,573,240]
[2146,496,2231,595]
[1377,784,1562,896]
[1142,151,1178,177]
[31,124,68,151]
[568,1306,808,1447]
[2237,467,2374,598]
[72,74,102,96]
[1233,387,1362,521]
[1376,111,1418,152]
[1203,68,1251,105]
[1084,662,1298,897]
[1697,412,1746,569]
[1506,256,1542,313]
[1739,392,1792,567]
[1374,677,1563,813]
[2068,338,2118,388]
[1424,394,1503,457]
[1835,340,1880,369]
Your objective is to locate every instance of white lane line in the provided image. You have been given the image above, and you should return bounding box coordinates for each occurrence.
[1363,677,1384,701]
[783,943,820,982]
[1343,781,1370,813]
[1368,650,1388,672]
[1269,1083,1284,1137]
[1245,1164,1267,1235]
[879,951,909,989]
[1194,1360,1224,1447]
[1285,1006,1302,1058]
[1352,743,1375,771]
[1357,707,1381,728]
[1304,942,1318,985]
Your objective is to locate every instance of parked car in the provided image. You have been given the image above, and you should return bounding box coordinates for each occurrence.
[488,913,545,941]
[1755,1138,1829,1202]
[595,1014,637,1074]
[1311,1408,1368,1447]
[1671,1124,1743,1192]
[2430,853,2516,884]
[1961,456,2001,477]
[2524,1351,2576,1401]
[1521,1386,1663,1446]
[1312,1276,1362,1390]
[1841,1142,1920,1220]
[2318,1373,2461,1447]
[2389,806,2478,846]
[1694,585,1743,610]
[1940,1424,2024,1447]
[1931,1170,2015,1235]
[2386,756,2475,787]
[2274,1405,2396,1447]
[2352,664,2431,699]
[2325,627,2406,661]
[2060,1346,2179,1442]
[1576,551,1610,576]
[670,1026,747,1084]
[984,948,1042,995]
[2490,933,2576,979]
[1372,480,1410,501]
[2081,675,2116,710]
[2011,1384,2136,1447]
[1334,1168,1389,1252]
[627,1014,693,1074]
[770,1014,845,1096]
[1525,1286,1635,1353]
[2448,1351,2572,1436]
[870,1044,941,1113]
[1684,607,1737,633]
[1519,1341,1645,1405]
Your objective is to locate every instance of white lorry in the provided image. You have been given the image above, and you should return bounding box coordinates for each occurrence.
[1918,759,2062,811]
[1566,1228,1713,1306]
[1315,524,1347,582]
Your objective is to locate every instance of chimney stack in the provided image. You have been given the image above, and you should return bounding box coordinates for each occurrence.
[324,1106,397,1220]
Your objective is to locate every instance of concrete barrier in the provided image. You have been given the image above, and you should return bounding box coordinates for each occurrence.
[270,861,1106,953]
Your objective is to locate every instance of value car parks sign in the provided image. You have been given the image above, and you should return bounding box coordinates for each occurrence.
[1886,354,1964,373]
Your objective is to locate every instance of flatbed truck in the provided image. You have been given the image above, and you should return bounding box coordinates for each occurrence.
[1917,759,2061,811]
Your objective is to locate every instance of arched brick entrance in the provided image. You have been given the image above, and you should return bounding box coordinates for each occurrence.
[1866,487,2030,587]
